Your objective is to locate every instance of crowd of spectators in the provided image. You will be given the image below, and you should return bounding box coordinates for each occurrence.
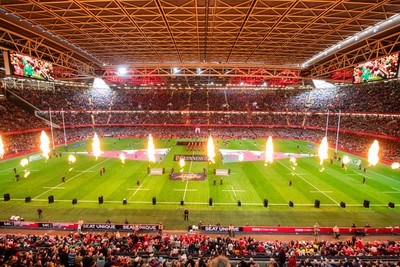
[0,230,400,267]
[1,79,400,161]
[32,111,399,140]
[4,79,400,113]
[0,97,47,132]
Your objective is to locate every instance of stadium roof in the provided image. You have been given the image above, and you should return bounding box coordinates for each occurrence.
[1,0,400,87]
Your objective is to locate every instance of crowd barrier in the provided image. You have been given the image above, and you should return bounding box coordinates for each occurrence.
[1,221,399,236]
[0,221,161,232]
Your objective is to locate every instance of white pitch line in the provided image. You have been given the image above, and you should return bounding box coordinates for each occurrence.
[182,149,195,201]
[310,191,333,193]
[174,189,197,192]
[356,169,400,184]
[183,180,189,200]
[277,160,340,206]
[381,187,400,194]
[129,185,149,197]
[127,188,149,191]
[249,141,340,207]
[43,187,66,189]
[33,158,110,200]
[0,167,16,173]
[75,170,94,173]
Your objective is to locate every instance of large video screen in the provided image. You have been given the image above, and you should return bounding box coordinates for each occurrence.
[9,52,54,81]
[353,53,399,84]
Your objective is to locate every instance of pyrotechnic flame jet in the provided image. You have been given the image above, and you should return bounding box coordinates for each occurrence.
[24,170,30,178]
[318,136,329,172]
[368,140,379,166]
[264,136,274,166]
[179,157,185,172]
[207,135,215,163]
[68,154,76,163]
[0,135,4,159]
[120,153,126,164]
[290,156,297,171]
[318,136,329,166]
[20,158,29,167]
[92,133,102,160]
[342,155,350,165]
[40,131,51,160]
[148,134,155,163]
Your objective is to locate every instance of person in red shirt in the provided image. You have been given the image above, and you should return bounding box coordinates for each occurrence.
[288,254,296,267]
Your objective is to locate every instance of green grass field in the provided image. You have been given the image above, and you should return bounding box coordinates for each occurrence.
[0,137,399,230]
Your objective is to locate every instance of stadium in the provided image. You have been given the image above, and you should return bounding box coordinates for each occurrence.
[0,1,400,266]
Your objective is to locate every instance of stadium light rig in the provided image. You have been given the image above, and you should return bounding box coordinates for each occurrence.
[117,67,128,76]
[302,14,400,68]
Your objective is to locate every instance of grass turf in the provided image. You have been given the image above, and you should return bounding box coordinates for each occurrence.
[0,137,399,230]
